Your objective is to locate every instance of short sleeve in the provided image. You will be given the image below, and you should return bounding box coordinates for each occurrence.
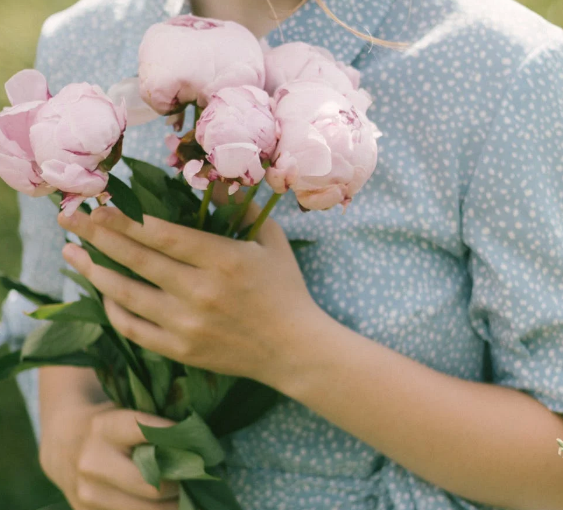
[461,42,563,412]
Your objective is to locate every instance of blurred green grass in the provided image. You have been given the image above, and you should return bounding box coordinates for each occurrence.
[0,0,562,508]
[0,2,77,509]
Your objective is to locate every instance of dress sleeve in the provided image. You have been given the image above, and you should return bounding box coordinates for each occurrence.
[461,42,563,412]
[0,26,70,439]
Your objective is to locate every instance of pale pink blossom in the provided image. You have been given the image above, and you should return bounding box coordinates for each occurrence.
[0,70,126,214]
[139,14,265,115]
[0,70,55,197]
[264,42,361,96]
[183,143,265,195]
[195,86,276,159]
[176,86,274,194]
[268,81,381,211]
[27,81,126,214]
[30,83,126,172]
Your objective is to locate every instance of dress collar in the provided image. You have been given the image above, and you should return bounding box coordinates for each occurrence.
[159,0,396,65]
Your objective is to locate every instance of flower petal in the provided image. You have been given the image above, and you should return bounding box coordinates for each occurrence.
[183,159,209,190]
[0,153,54,196]
[5,70,51,106]
[210,143,265,184]
[107,77,159,127]
[41,160,108,196]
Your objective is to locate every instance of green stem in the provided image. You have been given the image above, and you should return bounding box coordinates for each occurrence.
[197,181,215,230]
[194,105,204,123]
[226,183,261,238]
[245,193,282,242]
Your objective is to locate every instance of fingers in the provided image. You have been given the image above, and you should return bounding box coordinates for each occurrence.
[74,477,178,510]
[89,206,246,267]
[58,210,190,291]
[90,408,175,449]
[79,444,179,501]
[104,298,185,362]
[62,243,173,327]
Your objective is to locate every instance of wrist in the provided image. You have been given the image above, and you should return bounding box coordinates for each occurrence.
[265,302,363,401]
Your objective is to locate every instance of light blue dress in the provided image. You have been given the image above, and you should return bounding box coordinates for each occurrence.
[2,0,563,508]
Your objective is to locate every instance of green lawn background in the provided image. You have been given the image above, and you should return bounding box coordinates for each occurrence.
[0,0,562,508]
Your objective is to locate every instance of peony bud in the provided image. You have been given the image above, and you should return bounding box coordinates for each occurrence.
[171,86,275,195]
[28,82,126,214]
[264,42,361,96]
[0,70,55,197]
[268,81,381,211]
[0,70,127,215]
[138,15,265,115]
[195,86,276,160]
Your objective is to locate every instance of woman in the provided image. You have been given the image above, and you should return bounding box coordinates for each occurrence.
[2,0,563,508]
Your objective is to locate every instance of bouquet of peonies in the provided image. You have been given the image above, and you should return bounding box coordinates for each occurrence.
[0,14,381,510]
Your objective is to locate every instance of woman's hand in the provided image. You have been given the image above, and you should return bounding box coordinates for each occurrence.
[39,378,179,510]
[57,207,325,388]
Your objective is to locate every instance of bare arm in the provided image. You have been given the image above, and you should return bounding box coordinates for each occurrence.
[58,207,563,510]
[279,312,563,510]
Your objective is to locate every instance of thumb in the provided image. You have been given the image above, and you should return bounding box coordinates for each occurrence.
[94,408,176,448]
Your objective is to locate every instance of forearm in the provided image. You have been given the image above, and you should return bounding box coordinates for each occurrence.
[274,310,563,510]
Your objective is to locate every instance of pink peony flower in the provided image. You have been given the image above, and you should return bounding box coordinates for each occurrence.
[167,86,274,195]
[0,70,127,215]
[195,86,276,160]
[30,82,127,172]
[264,42,361,96]
[28,81,126,214]
[267,81,381,211]
[138,14,265,115]
[183,143,265,195]
[0,70,56,197]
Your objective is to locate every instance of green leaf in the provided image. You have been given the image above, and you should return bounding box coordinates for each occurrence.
[179,485,197,510]
[139,412,224,467]
[61,269,101,303]
[156,448,217,481]
[210,204,241,235]
[164,376,192,422]
[207,379,280,438]
[165,177,202,214]
[0,273,60,305]
[101,326,145,382]
[81,241,139,281]
[132,444,161,489]
[48,192,63,209]
[128,366,157,414]
[0,349,99,381]
[140,350,172,412]
[28,296,110,326]
[131,180,172,221]
[22,322,103,360]
[289,239,317,251]
[178,368,236,420]
[107,173,144,224]
[123,156,168,198]
[235,224,252,240]
[184,479,244,510]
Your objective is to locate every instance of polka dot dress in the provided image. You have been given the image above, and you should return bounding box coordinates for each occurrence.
[2,0,563,508]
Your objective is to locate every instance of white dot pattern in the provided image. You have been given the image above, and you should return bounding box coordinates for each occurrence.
[1,0,563,508]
